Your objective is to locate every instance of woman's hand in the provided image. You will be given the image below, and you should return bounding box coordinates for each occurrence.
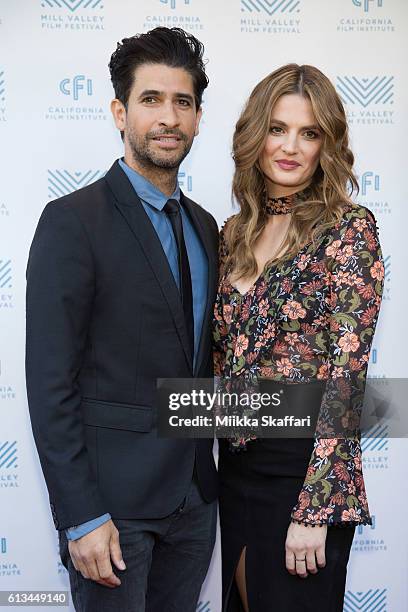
[285,522,327,578]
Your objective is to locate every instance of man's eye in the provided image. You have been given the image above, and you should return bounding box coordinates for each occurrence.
[142,97,156,103]
[178,99,191,106]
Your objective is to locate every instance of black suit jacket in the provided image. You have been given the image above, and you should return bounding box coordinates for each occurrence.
[26,160,219,531]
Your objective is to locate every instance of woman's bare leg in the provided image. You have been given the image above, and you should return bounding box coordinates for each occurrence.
[235,546,249,612]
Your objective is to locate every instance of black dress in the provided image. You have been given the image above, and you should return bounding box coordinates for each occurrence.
[218,436,355,611]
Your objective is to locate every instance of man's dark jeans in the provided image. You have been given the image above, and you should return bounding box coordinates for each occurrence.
[59,473,217,612]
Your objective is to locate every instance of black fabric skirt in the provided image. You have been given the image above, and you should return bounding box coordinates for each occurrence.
[218,434,356,612]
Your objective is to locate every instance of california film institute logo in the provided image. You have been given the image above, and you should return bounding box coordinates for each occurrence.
[0,360,16,402]
[337,0,394,34]
[47,169,105,199]
[159,0,191,8]
[45,75,107,121]
[0,259,13,310]
[356,171,391,216]
[0,69,5,122]
[143,0,204,33]
[178,169,193,193]
[0,537,21,578]
[196,602,211,612]
[353,515,388,553]
[344,588,387,611]
[336,76,394,126]
[40,0,105,31]
[240,0,301,35]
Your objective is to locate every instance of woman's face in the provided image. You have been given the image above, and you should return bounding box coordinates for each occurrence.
[259,93,323,197]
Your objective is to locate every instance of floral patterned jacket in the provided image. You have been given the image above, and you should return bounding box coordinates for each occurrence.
[213,198,384,526]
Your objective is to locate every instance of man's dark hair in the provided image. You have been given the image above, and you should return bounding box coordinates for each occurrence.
[109,27,208,110]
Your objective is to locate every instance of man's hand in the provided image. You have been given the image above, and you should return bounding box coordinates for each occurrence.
[285,522,327,578]
[68,519,126,588]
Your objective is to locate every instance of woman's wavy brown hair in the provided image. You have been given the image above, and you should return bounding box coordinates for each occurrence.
[224,63,358,281]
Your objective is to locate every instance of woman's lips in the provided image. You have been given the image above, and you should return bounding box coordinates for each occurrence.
[275,160,301,171]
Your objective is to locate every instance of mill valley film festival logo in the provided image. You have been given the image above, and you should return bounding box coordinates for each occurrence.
[241,0,301,35]
[353,515,387,553]
[0,260,12,310]
[362,421,389,471]
[336,76,394,126]
[0,69,5,122]
[337,0,395,33]
[40,0,105,31]
[143,0,204,33]
[0,441,19,489]
[45,75,106,121]
[47,170,105,199]
[356,172,391,216]
[344,588,387,612]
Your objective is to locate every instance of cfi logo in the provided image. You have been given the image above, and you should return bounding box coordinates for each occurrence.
[0,538,6,554]
[41,0,104,10]
[352,0,383,11]
[177,170,193,192]
[344,588,387,611]
[357,514,376,535]
[241,0,300,15]
[360,171,380,196]
[0,260,11,289]
[197,602,211,612]
[0,70,4,102]
[337,76,394,108]
[0,441,17,469]
[47,170,105,198]
[59,75,93,101]
[159,0,191,8]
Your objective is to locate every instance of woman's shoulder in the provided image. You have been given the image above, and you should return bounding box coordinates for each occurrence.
[337,202,378,227]
[220,213,238,235]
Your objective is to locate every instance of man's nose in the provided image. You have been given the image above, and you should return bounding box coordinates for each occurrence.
[158,101,180,128]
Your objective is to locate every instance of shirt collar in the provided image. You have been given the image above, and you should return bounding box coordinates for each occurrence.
[118,158,181,211]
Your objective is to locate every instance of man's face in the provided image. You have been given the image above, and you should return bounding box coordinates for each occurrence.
[112,63,202,171]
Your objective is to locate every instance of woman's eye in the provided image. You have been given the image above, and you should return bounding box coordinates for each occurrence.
[270,126,283,134]
[304,130,319,139]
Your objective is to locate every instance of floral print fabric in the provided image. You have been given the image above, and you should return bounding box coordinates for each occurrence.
[213,196,384,526]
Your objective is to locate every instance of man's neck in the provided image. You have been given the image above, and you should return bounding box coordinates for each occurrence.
[123,154,178,197]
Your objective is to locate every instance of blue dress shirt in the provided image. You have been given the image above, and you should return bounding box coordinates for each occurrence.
[66,159,208,540]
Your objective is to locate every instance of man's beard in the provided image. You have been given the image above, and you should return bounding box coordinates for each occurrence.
[127,127,193,171]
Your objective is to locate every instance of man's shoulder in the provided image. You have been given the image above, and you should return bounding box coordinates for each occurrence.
[46,173,109,214]
[181,193,218,232]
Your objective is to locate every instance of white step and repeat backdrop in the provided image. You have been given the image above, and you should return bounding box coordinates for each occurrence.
[1,1,407,610]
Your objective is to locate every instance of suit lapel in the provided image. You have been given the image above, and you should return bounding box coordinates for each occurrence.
[181,194,218,377]
[105,161,194,372]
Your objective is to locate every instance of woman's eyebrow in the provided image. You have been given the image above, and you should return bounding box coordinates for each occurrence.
[270,118,321,130]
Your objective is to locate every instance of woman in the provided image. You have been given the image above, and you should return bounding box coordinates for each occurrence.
[213,64,384,612]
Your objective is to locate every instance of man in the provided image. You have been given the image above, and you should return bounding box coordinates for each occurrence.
[26,27,218,612]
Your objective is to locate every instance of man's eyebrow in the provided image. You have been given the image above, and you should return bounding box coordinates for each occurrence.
[138,90,194,103]
[270,118,321,130]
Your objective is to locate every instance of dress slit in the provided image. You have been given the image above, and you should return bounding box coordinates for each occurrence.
[223,544,248,612]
